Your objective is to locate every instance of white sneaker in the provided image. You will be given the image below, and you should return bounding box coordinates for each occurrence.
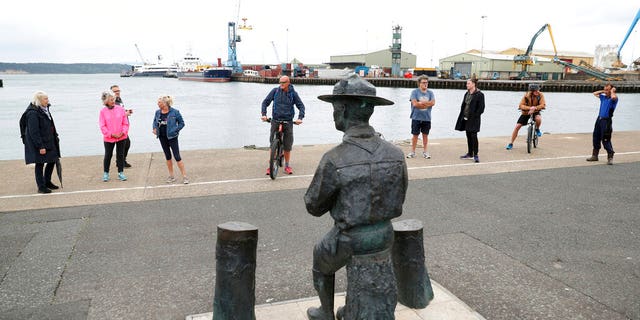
[166,176,176,183]
[406,152,416,159]
[423,152,431,159]
[183,177,189,184]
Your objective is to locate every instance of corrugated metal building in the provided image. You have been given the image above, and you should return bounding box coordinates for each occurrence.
[328,49,417,70]
[440,52,565,80]
[498,48,594,66]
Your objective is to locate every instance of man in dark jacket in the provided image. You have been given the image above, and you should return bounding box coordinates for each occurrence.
[24,91,61,193]
[260,75,305,175]
[304,74,408,319]
[455,78,485,162]
[111,85,132,168]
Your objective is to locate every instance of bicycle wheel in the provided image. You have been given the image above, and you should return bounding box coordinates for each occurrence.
[527,124,533,154]
[269,139,280,180]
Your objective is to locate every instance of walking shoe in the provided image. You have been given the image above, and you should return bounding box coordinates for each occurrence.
[406,152,416,158]
[423,152,431,159]
[474,155,480,163]
[460,153,473,160]
[45,182,59,190]
[103,172,110,182]
[183,177,189,184]
[118,172,127,181]
[38,186,52,194]
[124,161,132,168]
[284,166,293,175]
[166,176,176,183]
[265,168,270,176]
[536,129,542,137]
[506,143,513,150]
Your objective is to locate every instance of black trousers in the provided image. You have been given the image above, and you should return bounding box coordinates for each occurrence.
[466,131,479,156]
[34,162,55,188]
[104,140,125,172]
[123,137,131,160]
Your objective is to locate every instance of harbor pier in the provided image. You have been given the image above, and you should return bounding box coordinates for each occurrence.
[232,75,640,93]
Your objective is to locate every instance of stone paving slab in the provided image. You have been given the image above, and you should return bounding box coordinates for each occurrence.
[186,280,485,320]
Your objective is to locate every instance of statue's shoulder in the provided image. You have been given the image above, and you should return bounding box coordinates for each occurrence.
[378,140,405,159]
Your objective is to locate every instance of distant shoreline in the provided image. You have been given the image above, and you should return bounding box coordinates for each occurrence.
[0,62,131,74]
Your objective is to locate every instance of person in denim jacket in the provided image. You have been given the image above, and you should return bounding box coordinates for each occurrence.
[152,95,189,184]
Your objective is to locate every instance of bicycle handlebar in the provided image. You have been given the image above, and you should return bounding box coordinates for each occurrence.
[263,118,300,125]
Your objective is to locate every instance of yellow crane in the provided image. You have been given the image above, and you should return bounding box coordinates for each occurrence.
[513,24,558,79]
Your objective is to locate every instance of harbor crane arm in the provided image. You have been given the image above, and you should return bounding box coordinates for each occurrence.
[134,44,148,65]
[271,41,281,64]
[612,8,640,68]
[513,23,557,79]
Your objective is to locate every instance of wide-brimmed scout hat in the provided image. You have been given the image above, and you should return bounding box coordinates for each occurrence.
[318,73,394,106]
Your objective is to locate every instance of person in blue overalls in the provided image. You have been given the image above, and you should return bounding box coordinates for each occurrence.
[586,84,618,165]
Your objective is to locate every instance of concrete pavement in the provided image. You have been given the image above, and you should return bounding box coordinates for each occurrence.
[1,131,639,319]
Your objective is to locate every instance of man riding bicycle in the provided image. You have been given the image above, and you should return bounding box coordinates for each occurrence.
[261,75,305,175]
[506,83,546,150]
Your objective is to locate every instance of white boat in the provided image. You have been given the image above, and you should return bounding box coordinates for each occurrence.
[131,55,179,77]
[177,51,207,72]
[132,64,179,77]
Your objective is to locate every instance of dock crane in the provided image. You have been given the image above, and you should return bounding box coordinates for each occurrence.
[611,8,640,69]
[226,0,251,73]
[226,21,242,73]
[513,24,558,79]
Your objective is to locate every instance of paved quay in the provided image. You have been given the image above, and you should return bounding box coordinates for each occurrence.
[2,131,640,212]
[1,131,639,319]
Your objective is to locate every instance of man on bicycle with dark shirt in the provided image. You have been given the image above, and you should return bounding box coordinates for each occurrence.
[506,83,546,150]
[261,75,305,175]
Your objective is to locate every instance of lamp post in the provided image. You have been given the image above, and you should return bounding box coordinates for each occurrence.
[480,15,487,57]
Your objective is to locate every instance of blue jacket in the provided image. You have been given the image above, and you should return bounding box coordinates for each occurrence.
[261,85,305,121]
[153,107,184,140]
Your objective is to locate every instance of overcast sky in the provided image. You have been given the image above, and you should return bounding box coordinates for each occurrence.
[1,0,638,67]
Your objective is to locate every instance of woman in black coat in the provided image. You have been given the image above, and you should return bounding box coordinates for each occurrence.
[455,78,485,163]
[23,91,61,193]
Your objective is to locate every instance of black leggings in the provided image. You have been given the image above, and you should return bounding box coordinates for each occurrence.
[104,140,125,172]
[466,131,478,156]
[159,136,181,161]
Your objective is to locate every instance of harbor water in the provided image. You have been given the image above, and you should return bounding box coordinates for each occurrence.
[1,73,639,161]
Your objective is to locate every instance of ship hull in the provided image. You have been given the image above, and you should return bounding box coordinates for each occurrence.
[178,68,232,82]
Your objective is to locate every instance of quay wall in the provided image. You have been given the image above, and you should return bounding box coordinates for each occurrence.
[231,76,640,93]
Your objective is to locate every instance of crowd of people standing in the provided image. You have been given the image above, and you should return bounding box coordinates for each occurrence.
[21,76,619,194]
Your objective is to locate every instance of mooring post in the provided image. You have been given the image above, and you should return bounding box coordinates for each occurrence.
[212,221,258,320]
[392,219,434,309]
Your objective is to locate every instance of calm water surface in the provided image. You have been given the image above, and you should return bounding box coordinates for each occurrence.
[1,74,638,160]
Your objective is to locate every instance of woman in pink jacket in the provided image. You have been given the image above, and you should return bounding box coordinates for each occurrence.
[99,90,129,182]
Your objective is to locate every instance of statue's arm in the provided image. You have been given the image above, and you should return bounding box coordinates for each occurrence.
[304,158,338,217]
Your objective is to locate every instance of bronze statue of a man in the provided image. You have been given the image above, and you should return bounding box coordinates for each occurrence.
[304,74,408,319]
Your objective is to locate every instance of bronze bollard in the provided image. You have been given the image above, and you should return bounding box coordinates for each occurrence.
[212,221,258,320]
[392,219,434,309]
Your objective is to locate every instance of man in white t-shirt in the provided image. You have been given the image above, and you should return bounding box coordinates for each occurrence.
[407,75,436,159]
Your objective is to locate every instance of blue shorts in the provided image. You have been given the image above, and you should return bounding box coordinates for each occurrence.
[411,120,431,135]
